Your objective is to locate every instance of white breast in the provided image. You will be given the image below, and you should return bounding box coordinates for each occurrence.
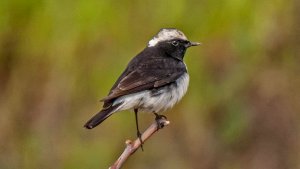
[113,73,189,113]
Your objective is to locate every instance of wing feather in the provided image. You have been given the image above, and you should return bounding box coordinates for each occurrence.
[101,50,187,102]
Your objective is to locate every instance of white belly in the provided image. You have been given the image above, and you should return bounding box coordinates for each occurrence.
[113,73,189,113]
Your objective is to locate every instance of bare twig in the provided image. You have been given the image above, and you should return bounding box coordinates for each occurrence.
[109,118,170,169]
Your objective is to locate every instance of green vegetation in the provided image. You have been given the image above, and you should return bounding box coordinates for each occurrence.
[0,0,299,168]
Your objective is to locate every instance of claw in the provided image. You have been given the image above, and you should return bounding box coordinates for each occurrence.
[137,131,144,151]
[153,113,167,129]
[134,109,144,151]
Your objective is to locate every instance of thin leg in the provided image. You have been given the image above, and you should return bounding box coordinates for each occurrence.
[134,109,144,151]
[153,113,167,130]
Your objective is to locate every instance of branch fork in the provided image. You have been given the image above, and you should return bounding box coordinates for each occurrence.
[109,118,170,169]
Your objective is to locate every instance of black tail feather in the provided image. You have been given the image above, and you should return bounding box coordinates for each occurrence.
[84,104,120,129]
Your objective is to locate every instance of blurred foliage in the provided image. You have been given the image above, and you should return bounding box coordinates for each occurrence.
[0,0,299,168]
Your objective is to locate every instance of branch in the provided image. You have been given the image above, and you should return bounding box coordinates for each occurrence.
[109,118,170,169]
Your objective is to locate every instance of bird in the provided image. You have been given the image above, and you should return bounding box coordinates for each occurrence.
[84,28,200,146]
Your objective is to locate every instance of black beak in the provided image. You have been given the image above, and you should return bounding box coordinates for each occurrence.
[186,41,201,48]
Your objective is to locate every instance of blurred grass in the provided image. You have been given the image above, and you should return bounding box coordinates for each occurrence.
[0,0,299,169]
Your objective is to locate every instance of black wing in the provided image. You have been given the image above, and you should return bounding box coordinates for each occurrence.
[101,50,187,103]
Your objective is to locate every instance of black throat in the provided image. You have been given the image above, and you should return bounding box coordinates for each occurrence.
[153,40,189,61]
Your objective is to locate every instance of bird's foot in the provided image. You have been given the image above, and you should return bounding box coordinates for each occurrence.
[137,131,144,151]
[153,113,167,129]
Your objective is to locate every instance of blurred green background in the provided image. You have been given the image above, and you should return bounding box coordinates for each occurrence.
[0,0,299,168]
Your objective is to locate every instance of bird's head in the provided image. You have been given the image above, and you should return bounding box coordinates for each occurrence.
[148,28,200,60]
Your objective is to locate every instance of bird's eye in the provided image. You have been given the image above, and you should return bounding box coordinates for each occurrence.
[171,40,179,46]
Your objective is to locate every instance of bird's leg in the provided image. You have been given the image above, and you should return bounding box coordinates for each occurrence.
[153,113,167,129]
[134,109,144,151]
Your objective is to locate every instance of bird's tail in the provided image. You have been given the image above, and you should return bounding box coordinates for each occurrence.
[84,104,120,129]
